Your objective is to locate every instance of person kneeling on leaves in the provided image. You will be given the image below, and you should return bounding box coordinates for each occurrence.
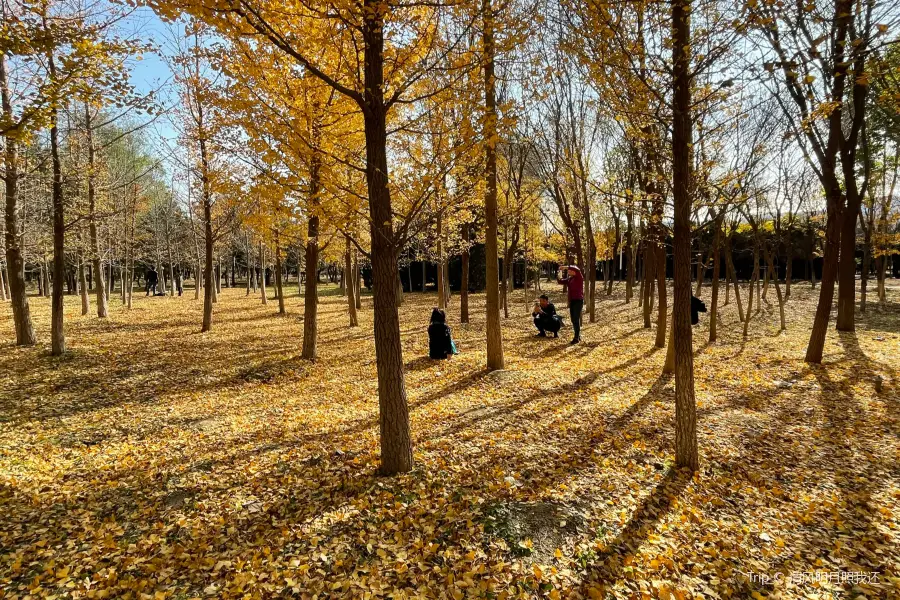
[532,294,561,338]
[428,308,458,360]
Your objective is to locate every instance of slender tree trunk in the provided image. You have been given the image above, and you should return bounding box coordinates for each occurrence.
[743,250,758,337]
[302,216,319,359]
[0,262,7,302]
[259,242,268,305]
[726,251,744,323]
[362,1,413,474]
[805,186,841,362]
[275,230,285,315]
[764,246,786,331]
[625,209,635,302]
[43,258,51,298]
[78,251,89,316]
[354,251,362,310]
[1,53,36,345]
[754,246,761,311]
[643,242,654,329]
[167,240,176,298]
[345,234,358,327]
[437,214,446,309]
[48,54,66,355]
[120,254,126,304]
[709,217,722,342]
[246,242,252,296]
[836,195,860,331]
[860,231,871,314]
[84,104,108,318]
[655,239,667,348]
[460,223,470,323]
[671,0,698,470]
[638,254,645,308]
[127,195,136,309]
[785,234,793,299]
[694,251,705,296]
[200,136,214,333]
[483,0,504,370]
[724,271,730,306]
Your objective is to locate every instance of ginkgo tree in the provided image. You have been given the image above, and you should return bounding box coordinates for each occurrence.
[2,0,143,350]
[146,0,481,475]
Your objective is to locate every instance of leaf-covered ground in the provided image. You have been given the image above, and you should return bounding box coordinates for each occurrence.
[1,280,898,600]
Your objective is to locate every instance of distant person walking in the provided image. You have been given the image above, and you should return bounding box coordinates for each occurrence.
[428,307,458,359]
[557,265,584,344]
[146,267,159,296]
[532,294,561,338]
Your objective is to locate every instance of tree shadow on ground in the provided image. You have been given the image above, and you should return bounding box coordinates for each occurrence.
[576,469,691,595]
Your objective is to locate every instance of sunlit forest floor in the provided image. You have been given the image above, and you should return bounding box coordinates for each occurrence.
[1,279,899,600]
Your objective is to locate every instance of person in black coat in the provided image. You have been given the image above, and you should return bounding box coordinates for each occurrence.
[146,267,159,296]
[428,308,456,359]
[532,294,562,337]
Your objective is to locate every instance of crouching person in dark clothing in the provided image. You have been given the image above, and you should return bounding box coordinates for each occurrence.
[691,295,707,325]
[428,308,457,359]
[532,294,561,338]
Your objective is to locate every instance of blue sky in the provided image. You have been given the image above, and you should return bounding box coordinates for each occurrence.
[124,7,180,152]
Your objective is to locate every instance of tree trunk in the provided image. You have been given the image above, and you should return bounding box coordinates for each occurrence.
[48,57,66,356]
[671,0,698,471]
[694,251,705,296]
[259,242,268,305]
[1,51,36,345]
[836,196,860,332]
[460,223,470,323]
[43,258,51,298]
[655,239,667,348]
[84,103,108,318]
[0,262,7,302]
[79,252,90,316]
[625,208,635,302]
[764,246,786,331]
[860,230,871,314]
[643,242,654,329]
[246,243,253,296]
[437,214,446,309]
[354,251,362,310]
[127,197,136,309]
[754,245,761,311]
[302,216,319,359]
[167,236,176,298]
[805,185,841,363]
[709,217,722,342]
[483,0,505,371]
[275,230,285,315]
[742,249,758,338]
[345,234,358,327]
[200,135,215,333]
[362,0,413,474]
[784,233,793,299]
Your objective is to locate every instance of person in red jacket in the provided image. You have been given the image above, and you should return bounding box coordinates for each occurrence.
[557,265,584,344]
